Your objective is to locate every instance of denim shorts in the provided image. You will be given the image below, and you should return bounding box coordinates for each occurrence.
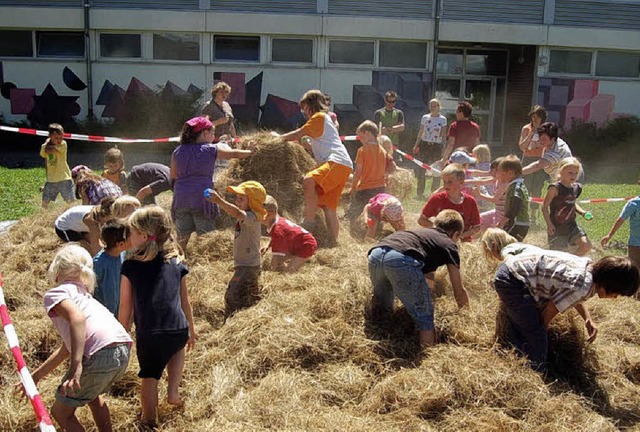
[56,343,130,407]
[174,207,216,236]
[42,180,74,203]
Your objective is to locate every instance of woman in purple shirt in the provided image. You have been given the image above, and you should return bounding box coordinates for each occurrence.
[171,116,251,252]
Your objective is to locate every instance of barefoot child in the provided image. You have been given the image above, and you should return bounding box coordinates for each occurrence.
[262,195,318,272]
[93,219,129,316]
[27,244,132,431]
[363,192,406,241]
[40,123,74,208]
[102,146,128,194]
[118,207,196,427]
[497,155,530,241]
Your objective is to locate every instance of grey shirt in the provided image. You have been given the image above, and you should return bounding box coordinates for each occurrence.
[233,210,262,267]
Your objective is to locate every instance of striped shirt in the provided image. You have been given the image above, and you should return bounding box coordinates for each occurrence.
[501,243,594,313]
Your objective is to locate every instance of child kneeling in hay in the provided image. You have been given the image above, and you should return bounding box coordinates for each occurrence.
[482,228,639,371]
[363,192,405,241]
[368,209,470,348]
[262,195,318,273]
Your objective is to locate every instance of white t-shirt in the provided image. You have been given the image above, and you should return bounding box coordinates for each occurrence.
[420,114,447,143]
[54,205,94,232]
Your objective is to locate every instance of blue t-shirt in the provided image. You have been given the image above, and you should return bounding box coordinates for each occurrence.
[620,196,640,247]
[93,249,124,316]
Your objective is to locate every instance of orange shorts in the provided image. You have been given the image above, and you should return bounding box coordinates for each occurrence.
[307,161,352,211]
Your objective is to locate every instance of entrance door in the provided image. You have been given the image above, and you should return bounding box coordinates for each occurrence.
[435,48,508,146]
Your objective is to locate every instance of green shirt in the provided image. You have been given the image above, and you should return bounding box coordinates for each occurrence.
[374,108,404,146]
[504,178,530,226]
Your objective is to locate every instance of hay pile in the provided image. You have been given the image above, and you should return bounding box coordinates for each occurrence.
[1,205,640,431]
[386,168,414,201]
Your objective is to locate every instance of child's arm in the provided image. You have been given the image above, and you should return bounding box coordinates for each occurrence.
[270,255,285,272]
[83,216,102,256]
[363,204,378,241]
[179,278,197,351]
[217,147,252,160]
[446,264,469,308]
[574,302,597,343]
[542,186,558,235]
[30,344,69,386]
[466,168,491,176]
[541,301,559,328]
[118,275,134,332]
[205,190,247,221]
[50,300,86,396]
[575,203,588,217]
[461,224,481,240]
[464,176,494,186]
[351,163,363,193]
[601,217,626,247]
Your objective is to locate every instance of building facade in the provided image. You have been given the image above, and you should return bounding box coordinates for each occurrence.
[0,0,638,148]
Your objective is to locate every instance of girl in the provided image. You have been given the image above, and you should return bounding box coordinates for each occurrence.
[111,195,141,219]
[102,147,128,194]
[413,98,447,198]
[29,244,131,431]
[363,192,405,241]
[171,116,252,252]
[72,165,123,206]
[471,144,492,173]
[54,197,117,256]
[468,157,508,231]
[118,206,196,426]
[542,157,592,256]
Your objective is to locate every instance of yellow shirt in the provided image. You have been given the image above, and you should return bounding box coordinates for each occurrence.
[40,140,72,182]
[354,143,389,190]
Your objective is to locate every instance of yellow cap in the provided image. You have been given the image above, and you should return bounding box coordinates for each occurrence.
[226,181,267,221]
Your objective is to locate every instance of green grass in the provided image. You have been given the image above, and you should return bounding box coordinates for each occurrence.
[0,167,45,220]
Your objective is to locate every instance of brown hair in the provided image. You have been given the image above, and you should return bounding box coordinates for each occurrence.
[498,155,523,177]
[264,195,278,213]
[433,209,464,237]
[457,101,473,118]
[48,123,64,135]
[299,90,328,114]
[104,146,125,170]
[537,122,559,140]
[179,122,213,145]
[528,105,548,122]
[87,196,117,225]
[211,81,231,98]
[100,219,127,249]
[385,91,398,101]
[592,256,639,297]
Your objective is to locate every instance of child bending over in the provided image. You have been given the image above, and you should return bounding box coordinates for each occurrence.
[363,192,405,241]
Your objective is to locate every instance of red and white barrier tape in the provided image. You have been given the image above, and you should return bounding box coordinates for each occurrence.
[0,125,178,143]
[392,146,442,176]
[0,274,56,432]
[530,196,635,204]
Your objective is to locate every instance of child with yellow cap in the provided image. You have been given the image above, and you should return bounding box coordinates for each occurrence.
[205,181,267,318]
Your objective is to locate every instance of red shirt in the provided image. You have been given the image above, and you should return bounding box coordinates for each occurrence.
[421,191,481,240]
[448,120,481,152]
[268,216,318,259]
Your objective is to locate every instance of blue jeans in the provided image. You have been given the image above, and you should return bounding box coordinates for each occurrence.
[368,246,434,331]
[494,263,547,371]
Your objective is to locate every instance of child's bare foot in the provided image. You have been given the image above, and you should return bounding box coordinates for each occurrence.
[167,398,184,409]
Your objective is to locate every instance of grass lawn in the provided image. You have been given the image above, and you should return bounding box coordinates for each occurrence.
[0,167,45,220]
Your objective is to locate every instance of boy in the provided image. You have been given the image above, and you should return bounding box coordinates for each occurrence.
[368,209,470,348]
[346,120,392,223]
[601,191,640,272]
[495,243,639,371]
[418,163,481,241]
[206,181,266,318]
[40,123,74,208]
[93,219,129,316]
[498,155,530,241]
[262,195,318,273]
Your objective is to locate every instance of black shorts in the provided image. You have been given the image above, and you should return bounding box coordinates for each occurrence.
[55,226,86,242]
[136,329,189,380]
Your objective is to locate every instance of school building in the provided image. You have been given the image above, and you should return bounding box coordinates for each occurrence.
[0,0,639,148]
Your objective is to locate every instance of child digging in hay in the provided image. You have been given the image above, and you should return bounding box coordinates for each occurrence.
[23,244,132,431]
[205,181,267,318]
[368,209,470,348]
[482,227,640,371]
[363,192,405,241]
[118,206,196,428]
[72,165,123,206]
[262,195,318,273]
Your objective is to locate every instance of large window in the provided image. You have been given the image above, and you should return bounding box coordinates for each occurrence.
[100,33,141,58]
[272,38,313,63]
[329,40,374,65]
[153,33,199,61]
[36,31,84,58]
[0,30,32,57]
[596,51,640,78]
[379,41,427,69]
[549,50,592,75]
[214,35,260,62]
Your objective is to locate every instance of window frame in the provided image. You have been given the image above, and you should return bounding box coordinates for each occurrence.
[35,30,85,59]
[546,47,640,80]
[327,38,377,68]
[213,34,262,63]
[378,39,429,71]
[547,48,595,77]
[151,32,201,63]
[269,37,315,66]
[98,32,143,60]
[0,30,34,58]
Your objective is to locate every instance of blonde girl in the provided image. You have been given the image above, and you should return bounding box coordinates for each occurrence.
[481,227,518,260]
[28,244,131,431]
[102,146,127,193]
[542,157,592,256]
[413,98,447,197]
[472,144,492,172]
[110,195,141,219]
[118,206,196,427]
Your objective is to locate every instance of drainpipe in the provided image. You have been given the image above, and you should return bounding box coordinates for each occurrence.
[84,1,94,119]
[430,0,442,98]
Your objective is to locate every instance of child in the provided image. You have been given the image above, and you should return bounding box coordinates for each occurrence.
[418,163,481,241]
[363,192,406,241]
[118,206,196,426]
[468,157,508,230]
[471,144,492,173]
[93,219,129,316]
[368,209,470,348]
[54,197,117,255]
[73,165,123,206]
[262,195,318,273]
[205,181,266,318]
[498,155,530,241]
[126,163,171,206]
[28,244,132,431]
[378,135,399,174]
[601,191,640,272]
[40,123,74,208]
[542,157,592,256]
[102,146,128,194]
[111,195,141,219]
[347,120,392,222]
[413,98,447,198]
[481,228,639,371]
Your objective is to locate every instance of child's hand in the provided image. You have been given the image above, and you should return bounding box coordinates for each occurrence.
[187,331,198,351]
[60,365,82,397]
[412,145,419,155]
[205,190,223,204]
[585,319,598,344]
[547,224,555,236]
[600,235,611,248]
[243,139,257,151]
[14,380,30,401]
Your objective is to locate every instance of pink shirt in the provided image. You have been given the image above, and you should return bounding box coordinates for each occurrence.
[367,192,394,220]
[44,282,132,358]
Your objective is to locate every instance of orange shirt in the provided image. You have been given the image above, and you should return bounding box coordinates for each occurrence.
[354,143,389,190]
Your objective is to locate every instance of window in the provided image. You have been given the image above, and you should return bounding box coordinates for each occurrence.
[214,35,260,61]
[100,34,141,58]
[36,31,84,58]
[437,49,463,75]
[0,30,32,57]
[549,50,592,74]
[329,40,374,65]
[466,50,507,76]
[596,51,640,78]
[379,41,427,69]
[153,33,199,61]
[272,38,313,63]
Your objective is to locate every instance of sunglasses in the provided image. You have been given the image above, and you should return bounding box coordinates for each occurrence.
[386,99,397,104]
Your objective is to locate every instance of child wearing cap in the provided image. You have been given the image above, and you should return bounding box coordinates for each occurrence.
[363,193,406,241]
[262,195,318,273]
[206,181,266,318]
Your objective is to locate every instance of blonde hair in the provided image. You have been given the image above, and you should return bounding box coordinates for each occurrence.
[555,157,582,181]
[481,228,517,260]
[104,146,125,170]
[356,120,379,137]
[472,144,491,163]
[211,81,231,98]
[48,244,96,293]
[441,163,466,181]
[111,196,141,219]
[428,98,441,109]
[264,195,278,213]
[87,196,117,226]
[497,155,523,178]
[128,206,183,263]
[378,135,394,156]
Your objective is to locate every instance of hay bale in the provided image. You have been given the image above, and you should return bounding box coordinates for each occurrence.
[386,168,414,201]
